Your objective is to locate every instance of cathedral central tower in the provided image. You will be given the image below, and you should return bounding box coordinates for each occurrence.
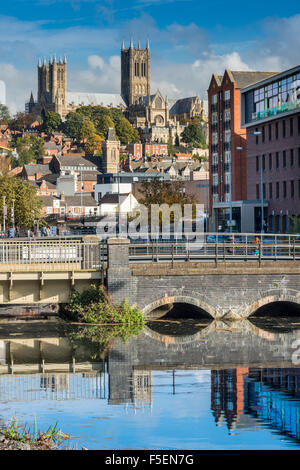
[121,39,150,107]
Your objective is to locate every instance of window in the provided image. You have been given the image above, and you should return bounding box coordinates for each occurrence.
[268,124,272,141]
[276,182,280,199]
[262,154,265,171]
[282,120,286,138]
[275,122,278,139]
[291,180,295,198]
[276,152,279,169]
[263,183,266,199]
[269,182,273,199]
[283,150,286,168]
[254,87,265,114]
[256,156,259,172]
[291,149,294,167]
[290,117,294,136]
[212,94,217,104]
[255,127,259,144]
[269,153,272,170]
[283,181,287,198]
[225,90,230,100]
[256,184,259,199]
[262,126,265,143]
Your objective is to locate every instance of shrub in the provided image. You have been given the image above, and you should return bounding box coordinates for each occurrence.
[65,284,146,326]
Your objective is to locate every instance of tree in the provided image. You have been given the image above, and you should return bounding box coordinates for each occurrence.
[167,135,175,155]
[0,104,11,125]
[175,134,180,147]
[80,120,97,141]
[115,117,139,144]
[43,111,62,133]
[11,134,44,167]
[0,174,43,229]
[138,180,196,207]
[181,123,207,148]
[85,133,104,155]
[96,114,115,139]
[10,112,35,131]
[63,112,85,140]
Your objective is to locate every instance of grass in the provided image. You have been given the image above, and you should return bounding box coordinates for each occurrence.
[1,416,69,448]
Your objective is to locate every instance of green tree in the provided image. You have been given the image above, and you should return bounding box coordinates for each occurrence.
[43,111,62,133]
[11,135,44,167]
[115,117,139,144]
[0,174,43,228]
[0,104,11,125]
[96,114,115,139]
[181,123,207,148]
[80,120,97,141]
[63,112,85,140]
[168,135,175,155]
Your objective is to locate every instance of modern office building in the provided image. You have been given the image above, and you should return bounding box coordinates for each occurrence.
[208,69,277,232]
[241,65,300,233]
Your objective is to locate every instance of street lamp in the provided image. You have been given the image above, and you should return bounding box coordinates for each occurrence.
[79,163,84,217]
[253,131,264,233]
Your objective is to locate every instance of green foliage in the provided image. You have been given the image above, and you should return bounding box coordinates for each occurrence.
[69,323,144,360]
[65,284,146,326]
[2,416,69,447]
[168,135,175,155]
[11,134,44,167]
[289,214,300,234]
[116,117,139,144]
[0,104,11,125]
[43,111,62,133]
[67,105,139,143]
[63,112,85,140]
[80,120,96,140]
[181,122,207,148]
[0,175,43,228]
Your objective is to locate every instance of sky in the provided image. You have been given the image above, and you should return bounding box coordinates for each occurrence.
[0,0,300,114]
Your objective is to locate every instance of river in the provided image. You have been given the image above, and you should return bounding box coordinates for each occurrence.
[0,315,300,450]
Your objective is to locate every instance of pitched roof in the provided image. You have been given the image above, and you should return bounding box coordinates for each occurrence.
[99,193,129,204]
[23,164,51,177]
[225,70,278,89]
[56,155,98,168]
[67,92,126,108]
[169,97,198,115]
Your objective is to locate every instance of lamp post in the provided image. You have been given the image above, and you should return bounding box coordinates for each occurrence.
[252,131,263,233]
[79,163,84,217]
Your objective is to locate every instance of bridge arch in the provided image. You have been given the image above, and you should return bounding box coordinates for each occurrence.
[142,294,216,320]
[247,289,300,318]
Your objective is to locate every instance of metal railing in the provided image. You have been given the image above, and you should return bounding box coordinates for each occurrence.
[129,233,300,264]
[0,239,106,270]
[0,233,299,267]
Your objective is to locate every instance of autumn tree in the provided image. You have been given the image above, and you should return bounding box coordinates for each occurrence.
[85,133,104,155]
[9,112,35,131]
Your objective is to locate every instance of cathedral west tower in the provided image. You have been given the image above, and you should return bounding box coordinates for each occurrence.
[121,39,150,107]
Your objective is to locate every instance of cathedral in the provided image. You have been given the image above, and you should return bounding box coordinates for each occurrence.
[26,41,207,143]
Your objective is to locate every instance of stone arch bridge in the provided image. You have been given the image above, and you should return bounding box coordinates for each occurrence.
[107,239,300,321]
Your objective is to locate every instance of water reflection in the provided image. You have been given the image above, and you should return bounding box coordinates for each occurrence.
[0,318,300,449]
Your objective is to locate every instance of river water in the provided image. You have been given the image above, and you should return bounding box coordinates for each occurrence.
[1,316,300,450]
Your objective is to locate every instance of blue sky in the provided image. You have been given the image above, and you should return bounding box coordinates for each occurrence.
[1,0,300,112]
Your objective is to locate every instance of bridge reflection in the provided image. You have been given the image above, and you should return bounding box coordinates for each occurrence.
[1,320,300,443]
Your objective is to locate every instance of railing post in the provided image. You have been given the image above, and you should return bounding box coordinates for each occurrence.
[259,241,262,267]
[215,241,218,267]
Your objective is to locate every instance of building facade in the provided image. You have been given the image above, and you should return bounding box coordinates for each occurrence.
[241,65,300,233]
[208,70,277,232]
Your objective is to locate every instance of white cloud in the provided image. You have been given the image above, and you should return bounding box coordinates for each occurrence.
[0,12,299,114]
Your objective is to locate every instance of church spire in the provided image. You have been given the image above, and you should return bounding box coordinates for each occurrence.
[64,55,67,64]
[146,39,150,50]
[121,40,125,50]
[130,37,134,49]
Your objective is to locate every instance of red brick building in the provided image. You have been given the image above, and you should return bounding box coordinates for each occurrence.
[207,70,277,231]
